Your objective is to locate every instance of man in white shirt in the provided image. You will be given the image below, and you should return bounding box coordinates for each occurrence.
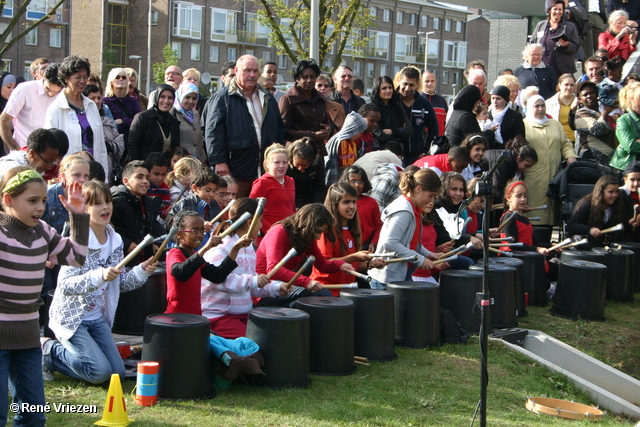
[0,64,62,151]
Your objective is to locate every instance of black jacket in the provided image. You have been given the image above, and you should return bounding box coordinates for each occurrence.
[372,96,411,151]
[326,90,365,115]
[513,64,558,100]
[402,92,439,158]
[488,108,525,149]
[480,149,521,203]
[110,185,165,266]
[446,85,482,147]
[205,80,285,181]
[287,158,327,209]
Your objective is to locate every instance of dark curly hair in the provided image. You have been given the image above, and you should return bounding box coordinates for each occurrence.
[279,203,333,254]
[43,63,62,86]
[58,55,91,87]
[291,59,321,80]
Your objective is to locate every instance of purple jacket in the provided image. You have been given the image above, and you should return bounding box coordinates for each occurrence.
[103,95,141,144]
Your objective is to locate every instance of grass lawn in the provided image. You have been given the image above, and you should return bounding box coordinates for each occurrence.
[39,294,640,426]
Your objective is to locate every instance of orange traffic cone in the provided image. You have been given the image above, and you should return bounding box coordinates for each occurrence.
[95,374,133,426]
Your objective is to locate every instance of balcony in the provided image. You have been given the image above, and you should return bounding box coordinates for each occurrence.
[236,30,269,46]
[363,46,388,60]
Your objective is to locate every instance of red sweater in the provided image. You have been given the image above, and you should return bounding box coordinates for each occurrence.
[412,223,437,278]
[311,228,358,296]
[357,195,382,248]
[249,173,296,238]
[255,224,345,288]
[413,153,451,175]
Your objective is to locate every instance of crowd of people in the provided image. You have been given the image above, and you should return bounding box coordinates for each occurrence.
[2,1,640,422]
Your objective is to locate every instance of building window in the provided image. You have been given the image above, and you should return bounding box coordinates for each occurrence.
[433,17,440,30]
[227,47,237,61]
[353,61,361,76]
[380,64,387,77]
[278,54,287,69]
[443,41,467,68]
[442,70,449,85]
[211,8,237,42]
[382,9,390,22]
[24,63,31,80]
[367,30,390,60]
[445,19,451,31]
[262,51,271,62]
[245,13,269,45]
[151,10,158,25]
[26,0,57,21]
[421,15,428,28]
[191,43,201,61]
[2,0,13,17]
[172,41,182,59]
[453,72,460,85]
[1,59,10,73]
[456,21,463,33]
[367,63,374,78]
[396,11,403,24]
[0,23,10,42]
[25,28,37,46]
[245,49,254,56]
[410,13,416,26]
[209,45,219,62]
[426,38,439,65]
[49,28,62,48]
[394,34,415,62]
[369,7,377,17]
[173,2,202,39]
[325,58,333,70]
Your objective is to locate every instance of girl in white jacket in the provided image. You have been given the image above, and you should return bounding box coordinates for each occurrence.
[201,198,286,338]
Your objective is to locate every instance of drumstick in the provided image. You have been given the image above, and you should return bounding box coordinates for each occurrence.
[115,234,154,270]
[285,256,315,289]
[488,242,524,248]
[527,205,548,211]
[266,248,298,279]
[148,226,179,265]
[563,238,588,249]
[321,283,358,289]
[528,216,541,221]
[489,237,513,242]
[600,223,623,234]
[368,252,398,258]
[488,247,513,257]
[547,238,572,252]
[209,199,235,224]
[384,255,419,264]
[354,356,368,362]
[245,197,266,238]
[438,242,473,259]
[432,255,458,265]
[345,270,389,289]
[219,212,252,238]
[497,214,515,232]
[492,203,504,210]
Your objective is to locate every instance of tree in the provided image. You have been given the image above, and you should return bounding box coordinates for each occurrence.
[253,0,373,72]
[151,44,180,85]
[0,0,66,67]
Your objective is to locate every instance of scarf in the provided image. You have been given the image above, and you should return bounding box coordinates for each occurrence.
[525,95,549,125]
[489,105,508,144]
[174,83,199,124]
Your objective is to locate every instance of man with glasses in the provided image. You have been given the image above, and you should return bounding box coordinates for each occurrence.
[327,65,365,115]
[0,64,63,151]
[147,65,183,109]
[0,128,61,178]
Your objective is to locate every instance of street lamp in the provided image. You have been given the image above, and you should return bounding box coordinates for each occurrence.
[129,55,142,86]
[417,31,435,73]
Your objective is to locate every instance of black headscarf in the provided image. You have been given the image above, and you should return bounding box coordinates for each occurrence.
[452,85,482,113]
[152,84,176,134]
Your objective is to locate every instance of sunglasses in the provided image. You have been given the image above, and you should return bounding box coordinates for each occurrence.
[115,75,128,80]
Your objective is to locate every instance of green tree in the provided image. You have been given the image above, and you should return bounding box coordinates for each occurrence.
[253,0,373,72]
[0,0,67,68]
[151,44,180,85]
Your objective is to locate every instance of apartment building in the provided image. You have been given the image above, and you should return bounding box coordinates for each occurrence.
[0,0,71,80]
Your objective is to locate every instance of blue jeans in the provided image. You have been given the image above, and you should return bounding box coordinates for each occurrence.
[48,317,125,384]
[0,347,47,427]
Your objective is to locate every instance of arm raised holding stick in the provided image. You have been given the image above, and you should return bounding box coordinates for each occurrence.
[115,234,155,270]
[148,226,180,265]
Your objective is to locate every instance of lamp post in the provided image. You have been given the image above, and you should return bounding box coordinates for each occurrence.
[417,31,435,73]
[129,55,142,85]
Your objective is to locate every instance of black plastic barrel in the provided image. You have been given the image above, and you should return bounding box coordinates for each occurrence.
[387,282,440,348]
[294,297,355,376]
[439,270,483,333]
[511,251,547,307]
[551,259,607,320]
[486,257,526,318]
[246,307,310,388]
[469,264,517,329]
[340,289,396,361]
[560,250,606,265]
[592,247,634,302]
[616,242,640,293]
[141,313,214,399]
[113,269,167,335]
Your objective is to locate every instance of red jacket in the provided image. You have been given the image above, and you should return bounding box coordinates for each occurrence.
[599,30,636,61]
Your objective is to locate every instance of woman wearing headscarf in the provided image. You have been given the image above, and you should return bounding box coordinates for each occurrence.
[523,95,577,225]
[445,84,483,147]
[171,82,205,160]
[103,67,141,149]
[127,84,180,161]
[488,85,525,149]
[530,0,582,77]
[0,72,16,156]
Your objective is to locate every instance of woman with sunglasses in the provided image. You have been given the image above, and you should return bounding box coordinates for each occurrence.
[103,67,141,149]
[45,55,109,181]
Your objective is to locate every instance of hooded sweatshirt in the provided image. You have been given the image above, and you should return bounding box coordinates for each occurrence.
[445,85,482,147]
[324,111,367,185]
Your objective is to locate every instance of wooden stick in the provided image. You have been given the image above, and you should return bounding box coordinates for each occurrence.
[346,270,372,282]
[148,226,179,265]
[433,255,458,265]
[492,203,504,210]
[600,223,623,234]
[563,238,589,249]
[528,216,541,221]
[497,214,515,232]
[266,248,298,279]
[354,360,370,367]
[527,205,548,211]
[488,247,513,257]
[384,255,419,264]
[488,242,524,248]
[321,283,358,289]
[209,199,235,224]
[354,356,368,362]
[115,234,154,270]
[368,252,398,258]
[438,242,473,259]
[285,255,315,289]
[547,238,572,252]
[489,237,513,242]
[219,212,252,238]
[245,197,266,238]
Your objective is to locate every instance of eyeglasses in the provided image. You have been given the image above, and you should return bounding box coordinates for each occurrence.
[35,151,60,166]
[180,228,205,234]
[114,75,128,80]
[69,74,89,82]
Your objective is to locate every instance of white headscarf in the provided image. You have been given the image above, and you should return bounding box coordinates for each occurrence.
[525,95,548,125]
